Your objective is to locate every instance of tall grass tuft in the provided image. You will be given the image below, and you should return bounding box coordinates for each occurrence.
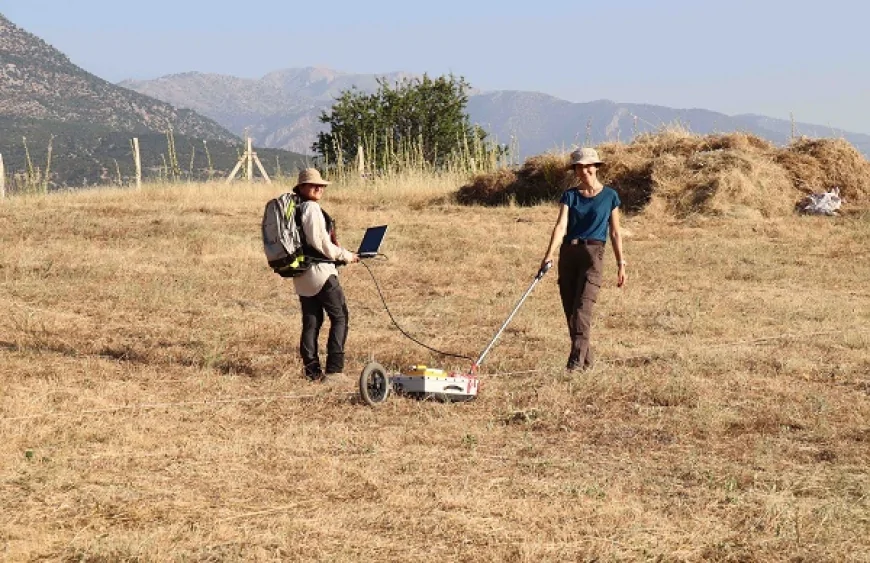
[19,136,54,194]
[165,129,182,182]
[203,140,214,180]
[319,130,510,187]
[43,135,54,194]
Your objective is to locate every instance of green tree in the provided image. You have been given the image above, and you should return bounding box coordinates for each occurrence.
[313,74,503,172]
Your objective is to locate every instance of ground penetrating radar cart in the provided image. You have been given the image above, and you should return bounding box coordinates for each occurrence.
[358,262,552,406]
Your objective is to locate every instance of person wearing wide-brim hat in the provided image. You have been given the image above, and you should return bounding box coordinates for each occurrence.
[292,168,359,382]
[539,147,626,371]
[292,168,329,194]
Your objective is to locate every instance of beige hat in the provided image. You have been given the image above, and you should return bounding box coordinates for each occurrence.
[293,168,331,191]
[568,147,604,168]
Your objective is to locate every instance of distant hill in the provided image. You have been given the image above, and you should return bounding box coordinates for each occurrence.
[119,69,415,154]
[0,13,236,141]
[467,92,870,158]
[121,68,870,159]
[0,117,309,188]
[0,13,308,188]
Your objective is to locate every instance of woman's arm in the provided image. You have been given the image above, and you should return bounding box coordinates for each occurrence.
[541,204,569,269]
[609,207,626,287]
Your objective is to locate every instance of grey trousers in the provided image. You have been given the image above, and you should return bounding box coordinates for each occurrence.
[299,275,349,378]
[558,240,605,370]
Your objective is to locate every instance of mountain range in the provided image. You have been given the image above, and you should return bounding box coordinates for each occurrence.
[0,13,237,142]
[0,13,306,188]
[121,69,870,159]
[3,8,868,190]
[120,69,415,154]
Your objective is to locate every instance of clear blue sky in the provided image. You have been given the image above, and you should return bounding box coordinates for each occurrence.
[3,0,869,133]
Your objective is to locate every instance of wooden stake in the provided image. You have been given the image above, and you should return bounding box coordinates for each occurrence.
[357,145,365,177]
[252,152,272,184]
[132,138,142,189]
[246,137,253,182]
[226,137,270,184]
[226,156,244,184]
[0,153,5,199]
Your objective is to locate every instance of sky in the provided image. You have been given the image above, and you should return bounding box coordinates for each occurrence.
[3,0,870,133]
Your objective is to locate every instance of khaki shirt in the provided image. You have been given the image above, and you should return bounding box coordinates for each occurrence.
[292,201,354,297]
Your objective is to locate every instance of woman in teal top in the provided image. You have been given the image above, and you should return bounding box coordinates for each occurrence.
[540,147,627,371]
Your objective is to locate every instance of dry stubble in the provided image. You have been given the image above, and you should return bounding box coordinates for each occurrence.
[1,178,869,562]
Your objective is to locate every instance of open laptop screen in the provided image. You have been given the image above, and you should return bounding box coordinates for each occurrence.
[357,225,388,258]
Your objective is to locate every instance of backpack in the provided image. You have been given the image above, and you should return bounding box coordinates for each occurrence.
[261,192,310,278]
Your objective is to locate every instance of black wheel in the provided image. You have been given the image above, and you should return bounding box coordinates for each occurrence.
[359,362,390,406]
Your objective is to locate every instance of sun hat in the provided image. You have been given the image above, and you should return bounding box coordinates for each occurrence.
[568,147,604,168]
[293,168,331,192]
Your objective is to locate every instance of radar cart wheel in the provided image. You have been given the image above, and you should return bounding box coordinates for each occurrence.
[359,361,391,406]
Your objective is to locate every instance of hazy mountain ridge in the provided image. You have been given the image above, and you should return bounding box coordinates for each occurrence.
[4,4,867,187]
[121,68,870,159]
[0,13,312,187]
[468,92,870,157]
[0,14,237,142]
[119,68,415,153]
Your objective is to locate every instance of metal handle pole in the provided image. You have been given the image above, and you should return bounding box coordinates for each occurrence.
[472,261,552,371]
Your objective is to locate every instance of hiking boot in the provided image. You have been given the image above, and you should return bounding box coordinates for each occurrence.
[304,368,324,382]
[566,359,595,373]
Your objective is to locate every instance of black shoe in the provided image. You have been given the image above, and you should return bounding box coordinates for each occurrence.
[305,371,324,382]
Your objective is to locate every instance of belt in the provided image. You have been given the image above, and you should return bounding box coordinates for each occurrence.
[566,238,605,246]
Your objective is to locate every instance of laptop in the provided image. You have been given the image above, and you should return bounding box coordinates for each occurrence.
[357,225,388,259]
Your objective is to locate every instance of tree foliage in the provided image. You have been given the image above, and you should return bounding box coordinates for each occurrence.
[313,74,503,172]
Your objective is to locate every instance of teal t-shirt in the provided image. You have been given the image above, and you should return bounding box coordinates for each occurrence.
[560,186,621,243]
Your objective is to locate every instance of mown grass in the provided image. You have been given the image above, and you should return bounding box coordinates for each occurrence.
[1,176,869,562]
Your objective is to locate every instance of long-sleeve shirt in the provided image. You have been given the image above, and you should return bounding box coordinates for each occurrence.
[292,201,354,297]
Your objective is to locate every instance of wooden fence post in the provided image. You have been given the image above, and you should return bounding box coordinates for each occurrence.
[252,152,272,184]
[132,138,142,189]
[246,137,254,182]
[225,136,270,184]
[0,153,5,199]
[226,157,244,184]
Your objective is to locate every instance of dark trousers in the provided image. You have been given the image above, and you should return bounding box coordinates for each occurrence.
[299,275,349,378]
[558,241,605,369]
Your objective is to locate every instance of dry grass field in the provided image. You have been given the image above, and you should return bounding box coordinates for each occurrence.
[1,173,869,562]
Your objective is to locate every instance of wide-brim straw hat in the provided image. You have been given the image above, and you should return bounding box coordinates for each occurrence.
[568,147,605,168]
[293,168,331,191]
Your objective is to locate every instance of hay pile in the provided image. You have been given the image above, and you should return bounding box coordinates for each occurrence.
[456,154,571,206]
[456,129,870,217]
[774,137,870,200]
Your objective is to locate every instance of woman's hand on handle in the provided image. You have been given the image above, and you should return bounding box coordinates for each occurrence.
[540,258,553,273]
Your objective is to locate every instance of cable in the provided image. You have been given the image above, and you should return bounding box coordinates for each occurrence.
[359,258,473,360]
